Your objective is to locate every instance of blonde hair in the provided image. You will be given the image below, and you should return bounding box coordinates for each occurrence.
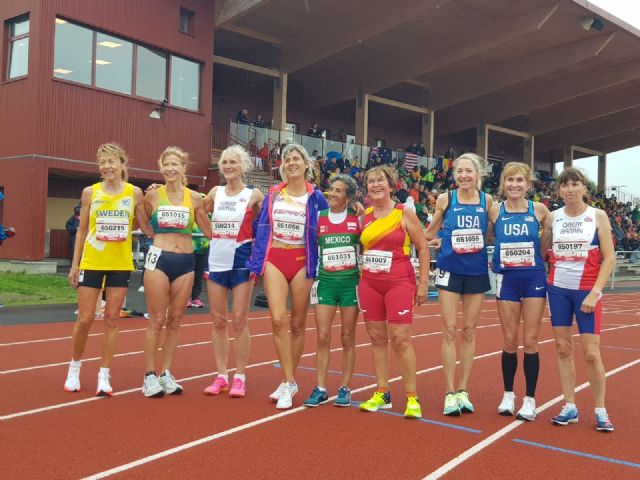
[158,146,189,185]
[280,143,314,182]
[498,162,535,199]
[364,165,398,195]
[220,145,253,177]
[453,153,487,189]
[96,143,129,182]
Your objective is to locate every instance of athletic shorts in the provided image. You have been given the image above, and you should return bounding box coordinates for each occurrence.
[208,269,252,289]
[434,268,490,295]
[547,284,602,335]
[495,269,546,302]
[78,270,130,289]
[357,275,415,324]
[267,247,306,283]
[152,251,195,283]
[316,276,358,307]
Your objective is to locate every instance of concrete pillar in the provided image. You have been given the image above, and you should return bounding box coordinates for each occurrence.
[355,86,368,147]
[562,145,573,168]
[523,136,535,169]
[421,111,435,158]
[272,73,288,133]
[476,123,488,160]
[597,153,607,194]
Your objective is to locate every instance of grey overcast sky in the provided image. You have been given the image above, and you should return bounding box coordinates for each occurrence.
[554,0,640,201]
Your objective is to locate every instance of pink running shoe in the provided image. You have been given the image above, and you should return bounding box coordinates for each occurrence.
[204,376,228,395]
[229,377,246,398]
[191,298,204,308]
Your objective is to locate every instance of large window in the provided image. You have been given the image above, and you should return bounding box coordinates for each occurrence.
[7,14,29,79]
[95,33,133,94]
[136,46,167,101]
[53,19,92,84]
[170,55,199,110]
[52,18,200,111]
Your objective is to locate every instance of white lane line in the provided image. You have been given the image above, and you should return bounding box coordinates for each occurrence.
[422,357,640,479]
[80,323,639,479]
[0,323,500,421]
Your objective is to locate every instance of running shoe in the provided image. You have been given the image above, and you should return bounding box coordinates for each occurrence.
[186,299,195,308]
[204,376,229,395]
[96,371,113,397]
[229,377,246,398]
[456,390,474,414]
[303,387,329,407]
[191,298,204,308]
[404,396,422,419]
[334,386,352,407]
[497,391,515,416]
[595,412,614,432]
[159,370,183,395]
[443,393,460,416]
[270,382,298,401]
[516,396,536,422]
[142,373,164,398]
[276,383,296,409]
[359,391,392,412]
[63,364,81,392]
[551,404,579,426]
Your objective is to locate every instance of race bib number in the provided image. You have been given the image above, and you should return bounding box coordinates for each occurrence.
[212,220,240,239]
[310,280,319,305]
[363,250,392,274]
[434,268,450,287]
[452,228,484,254]
[157,206,190,229]
[553,239,589,261]
[500,241,535,268]
[144,246,162,271]
[323,246,356,272]
[273,220,304,241]
[96,217,129,242]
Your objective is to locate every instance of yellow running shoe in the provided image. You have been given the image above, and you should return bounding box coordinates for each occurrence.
[456,390,474,414]
[359,391,392,412]
[404,396,422,419]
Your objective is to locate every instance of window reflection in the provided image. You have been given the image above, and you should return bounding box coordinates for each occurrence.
[54,21,92,84]
[170,56,199,111]
[7,15,30,79]
[136,46,166,101]
[95,33,133,94]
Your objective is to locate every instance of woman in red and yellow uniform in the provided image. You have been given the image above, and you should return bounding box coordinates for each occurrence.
[357,165,429,419]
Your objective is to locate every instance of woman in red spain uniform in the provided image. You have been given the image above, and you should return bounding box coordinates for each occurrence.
[65,143,152,396]
[357,165,429,419]
[141,147,212,398]
[541,167,616,432]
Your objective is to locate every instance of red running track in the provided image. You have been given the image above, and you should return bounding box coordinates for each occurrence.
[1,293,639,479]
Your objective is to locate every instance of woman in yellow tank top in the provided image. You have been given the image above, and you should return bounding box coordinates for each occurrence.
[64,143,153,397]
[141,146,212,398]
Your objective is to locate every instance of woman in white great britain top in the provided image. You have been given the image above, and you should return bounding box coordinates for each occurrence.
[202,145,264,398]
[141,147,212,398]
[541,167,615,432]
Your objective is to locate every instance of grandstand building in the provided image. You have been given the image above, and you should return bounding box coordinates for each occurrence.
[1,0,639,261]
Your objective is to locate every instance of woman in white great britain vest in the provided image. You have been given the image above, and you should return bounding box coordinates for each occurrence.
[141,147,212,398]
[541,167,616,432]
[425,153,493,417]
[202,145,264,398]
[247,143,328,410]
[489,162,549,422]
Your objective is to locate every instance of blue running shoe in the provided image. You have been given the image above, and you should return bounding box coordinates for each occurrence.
[334,386,352,407]
[595,412,614,432]
[303,387,329,407]
[551,405,579,426]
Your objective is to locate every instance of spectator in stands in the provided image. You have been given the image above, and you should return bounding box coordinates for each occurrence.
[257,142,269,172]
[632,205,640,225]
[612,218,625,250]
[445,145,456,159]
[378,140,392,165]
[65,204,81,260]
[409,182,420,204]
[417,143,426,157]
[423,167,436,191]
[307,123,323,137]
[236,109,250,125]
[253,114,266,128]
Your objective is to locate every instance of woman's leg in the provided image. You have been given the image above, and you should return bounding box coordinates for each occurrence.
[314,304,337,388]
[100,286,128,368]
[143,269,171,372]
[388,323,416,393]
[207,280,230,374]
[497,300,522,392]
[288,268,314,374]
[580,334,606,408]
[161,272,194,372]
[365,321,390,390]
[339,306,359,388]
[457,293,484,391]
[553,327,576,403]
[71,286,102,361]
[439,289,460,393]
[230,279,253,374]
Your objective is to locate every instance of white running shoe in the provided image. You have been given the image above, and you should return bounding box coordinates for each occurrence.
[142,373,165,398]
[64,364,81,392]
[276,383,297,409]
[96,371,113,397]
[516,396,536,421]
[497,391,515,416]
[159,370,183,395]
[269,382,287,401]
